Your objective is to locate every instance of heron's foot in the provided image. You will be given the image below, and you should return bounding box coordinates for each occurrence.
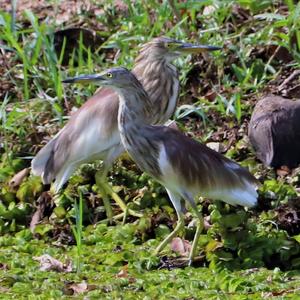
[95,173,142,222]
[101,183,142,218]
[188,216,204,266]
[154,216,184,255]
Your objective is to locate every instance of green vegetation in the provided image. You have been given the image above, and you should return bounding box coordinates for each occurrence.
[1,0,300,298]
[1,228,300,299]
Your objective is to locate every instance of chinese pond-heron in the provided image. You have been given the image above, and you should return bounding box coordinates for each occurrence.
[63,67,259,265]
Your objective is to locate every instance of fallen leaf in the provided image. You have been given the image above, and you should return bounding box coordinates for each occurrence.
[0,286,10,293]
[203,5,217,15]
[33,254,72,273]
[9,168,30,189]
[206,142,225,153]
[170,237,192,256]
[116,265,129,278]
[115,0,129,13]
[63,281,97,295]
[276,165,291,177]
[205,90,217,101]
[116,265,136,283]
[0,263,9,270]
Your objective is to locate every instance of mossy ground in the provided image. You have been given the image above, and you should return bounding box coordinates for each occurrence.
[1,227,300,299]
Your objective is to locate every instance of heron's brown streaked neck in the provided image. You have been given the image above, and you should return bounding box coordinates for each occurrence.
[116,81,152,132]
[133,45,173,74]
[133,49,179,125]
[116,78,162,178]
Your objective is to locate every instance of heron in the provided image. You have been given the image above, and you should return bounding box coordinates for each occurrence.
[63,67,259,264]
[31,37,220,220]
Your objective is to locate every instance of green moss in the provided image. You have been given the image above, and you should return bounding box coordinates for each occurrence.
[0,231,300,299]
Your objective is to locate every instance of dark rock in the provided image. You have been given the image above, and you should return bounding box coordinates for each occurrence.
[53,28,104,65]
[249,95,300,168]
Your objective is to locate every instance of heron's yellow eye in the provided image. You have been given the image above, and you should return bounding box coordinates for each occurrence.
[106,72,113,78]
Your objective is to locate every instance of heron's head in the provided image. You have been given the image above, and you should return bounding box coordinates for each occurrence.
[139,37,221,61]
[63,67,140,90]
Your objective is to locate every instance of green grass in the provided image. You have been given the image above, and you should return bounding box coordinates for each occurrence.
[70,189,84,273]
[1,0,300,298]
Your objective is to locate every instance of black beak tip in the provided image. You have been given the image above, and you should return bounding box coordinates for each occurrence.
[62,78,74,83]
[210,45,223,51]
[216,46,223,50]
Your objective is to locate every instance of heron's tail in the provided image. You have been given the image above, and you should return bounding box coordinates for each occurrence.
[31,136,58,184]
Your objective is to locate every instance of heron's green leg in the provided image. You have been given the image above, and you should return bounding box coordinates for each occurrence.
[95,171,114,222]
[188,214,204,266]
[95,170,142,221]
[184,192,204,266]
[154,212,184,255]
[102,180,143,218]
